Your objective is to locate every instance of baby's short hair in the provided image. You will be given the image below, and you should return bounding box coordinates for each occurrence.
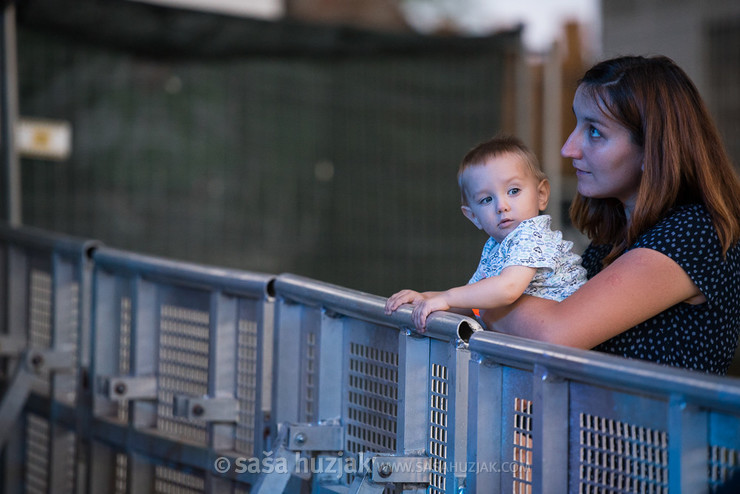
[457,135,547,205]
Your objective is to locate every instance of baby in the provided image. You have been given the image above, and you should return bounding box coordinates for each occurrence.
[385,135,587,331]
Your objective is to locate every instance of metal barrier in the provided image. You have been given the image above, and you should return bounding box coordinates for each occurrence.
[87,247,274,493]
[258,273,483,494]
[2,224,740,494]
[466,330,740,494]
[0,224,97,493]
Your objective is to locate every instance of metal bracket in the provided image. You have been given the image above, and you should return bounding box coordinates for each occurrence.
[287,422,343,452]
[96,376,157,401]
[349,454,432,493]
[0,335,25,356]
[250,423,299,493]
[371,454,431,485]
[172,395,239,422]
[25,348,75,374]
[0,347,76,450]
[250,420,344,493]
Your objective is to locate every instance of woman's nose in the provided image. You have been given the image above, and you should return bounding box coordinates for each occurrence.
[561,130,581,159]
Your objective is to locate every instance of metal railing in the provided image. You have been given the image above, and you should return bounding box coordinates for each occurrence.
[0,224,97,493]
[1,224,739,494]
[466,331,740,494]
[87,246,275,492]
[259,273,481,493]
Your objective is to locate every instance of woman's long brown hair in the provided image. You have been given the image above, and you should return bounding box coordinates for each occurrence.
[569,55,740,265]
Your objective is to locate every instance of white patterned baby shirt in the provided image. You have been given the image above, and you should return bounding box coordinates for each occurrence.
[468,215,587,301]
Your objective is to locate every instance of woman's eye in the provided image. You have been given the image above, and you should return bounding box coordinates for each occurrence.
[508,188,521,196]
[588,126,602,138]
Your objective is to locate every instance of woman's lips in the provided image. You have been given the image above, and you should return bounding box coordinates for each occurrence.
[574,164,590,176]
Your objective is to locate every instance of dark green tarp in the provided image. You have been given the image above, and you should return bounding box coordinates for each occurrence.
[17,0,521,295]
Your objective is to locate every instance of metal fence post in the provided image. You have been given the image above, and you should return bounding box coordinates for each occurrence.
[532,364,569,493]
[466,355,503,493]
[668,395,708,492]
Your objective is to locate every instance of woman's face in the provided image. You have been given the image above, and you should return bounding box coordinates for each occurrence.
[561,85,645,213]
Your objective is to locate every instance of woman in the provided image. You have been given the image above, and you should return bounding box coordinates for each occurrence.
[482,55,740,374]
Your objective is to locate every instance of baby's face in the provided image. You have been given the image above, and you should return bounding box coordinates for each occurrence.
[460,154,549,243]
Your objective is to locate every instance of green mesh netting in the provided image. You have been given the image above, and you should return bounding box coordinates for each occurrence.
[17,0,520,296]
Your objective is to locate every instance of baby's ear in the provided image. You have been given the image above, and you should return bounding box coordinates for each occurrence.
[461,205,482,230]
[537,179,551,212]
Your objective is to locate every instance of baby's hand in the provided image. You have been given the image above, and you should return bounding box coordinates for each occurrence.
[412,296,450,332]
[384,289,425,315]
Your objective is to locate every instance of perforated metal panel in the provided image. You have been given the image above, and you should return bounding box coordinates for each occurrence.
[577,413,669,493]
[114,453,128,494]
[154,465,205,493]
[429,362,449,493]
[29,269,52,350]
[500,367,535,493]
[710,445,739,488]
[25,413,50,494]
[235,314,259,455]
[570,384,670,494]
[709,412,740,491]
[345,340,399,455]
[24,413,77,494]
[512,397,534,492]
[117,296,131,423]
[157,303,211,444]
[28,262,83,403]
[304,329,318,423]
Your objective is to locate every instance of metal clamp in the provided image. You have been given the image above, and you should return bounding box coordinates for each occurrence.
[349,454,431,493]
[172,395,239,422]
[0,347,75,450]
[371,454,431,485]
[25,348,75,374]
[0,335,25,356]
[96,376,157,401]
[287,422,343,452]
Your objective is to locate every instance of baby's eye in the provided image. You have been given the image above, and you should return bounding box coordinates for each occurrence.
[479,196,492,205]
[507,188,521,196]
[588,126,602,138]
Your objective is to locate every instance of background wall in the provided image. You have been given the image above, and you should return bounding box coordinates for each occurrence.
[16,0,520,297]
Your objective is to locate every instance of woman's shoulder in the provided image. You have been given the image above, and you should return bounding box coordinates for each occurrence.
[634,203,716,247]
[652,203,712,229]
[632,203,739,297]
[583,204,722,278]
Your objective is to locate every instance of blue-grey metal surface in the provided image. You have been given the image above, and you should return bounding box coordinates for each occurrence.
[468,330,740,412]
[0,224,96,494]
[268,273,483,493]
[468,329,740,493]
[88,246,274,492]
[273,273,482,344]
[3,224,740,494]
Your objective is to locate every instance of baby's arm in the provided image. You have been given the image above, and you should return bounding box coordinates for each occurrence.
[412,266,536,331]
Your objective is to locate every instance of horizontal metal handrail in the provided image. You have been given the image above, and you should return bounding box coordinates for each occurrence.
[273,273,484,343]
[469,330,740,413]
[93,246,275,297]
[0,223,100,257]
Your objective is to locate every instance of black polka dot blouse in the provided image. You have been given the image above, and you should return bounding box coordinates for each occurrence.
[582,204,740,375]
